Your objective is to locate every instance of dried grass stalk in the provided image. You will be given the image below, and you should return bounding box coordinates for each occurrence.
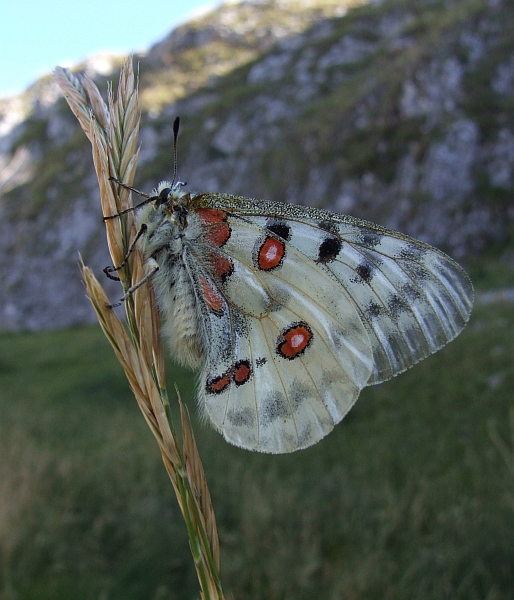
[54,60,224,600]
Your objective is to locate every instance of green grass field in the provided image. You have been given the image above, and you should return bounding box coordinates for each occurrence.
[0,302,513,599]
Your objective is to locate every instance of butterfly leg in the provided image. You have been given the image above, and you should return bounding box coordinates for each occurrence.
[103,224,148,280]
[107,263,159,308]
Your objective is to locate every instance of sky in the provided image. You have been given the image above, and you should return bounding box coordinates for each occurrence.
[1,0,218,99]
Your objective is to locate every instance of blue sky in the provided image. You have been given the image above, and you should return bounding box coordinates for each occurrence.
[1,0,217,98]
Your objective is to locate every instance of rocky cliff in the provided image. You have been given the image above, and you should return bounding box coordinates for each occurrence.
[0,0,513,331]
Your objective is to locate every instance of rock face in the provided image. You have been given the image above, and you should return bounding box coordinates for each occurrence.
[0,0,513,331]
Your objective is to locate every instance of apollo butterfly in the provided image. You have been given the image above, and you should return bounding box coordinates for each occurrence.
[106,121,473,454]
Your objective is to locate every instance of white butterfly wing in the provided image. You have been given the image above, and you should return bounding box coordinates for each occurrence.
[181,194,473,453]
[186,207,374,453]
[324,227,473,384]
[204,195,473,383]
[258,215,473,385]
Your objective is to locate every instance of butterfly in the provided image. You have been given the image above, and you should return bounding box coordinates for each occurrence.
[106,122,473,454]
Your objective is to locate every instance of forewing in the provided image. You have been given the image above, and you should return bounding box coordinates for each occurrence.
[198,194,474,386]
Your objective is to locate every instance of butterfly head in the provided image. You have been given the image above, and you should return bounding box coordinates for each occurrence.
[151,179,190,224]
[152,180,186,203]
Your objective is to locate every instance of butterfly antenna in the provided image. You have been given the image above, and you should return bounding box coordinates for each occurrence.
[104,177,156,221]
[105,117,182,221]
[171,117,180,188]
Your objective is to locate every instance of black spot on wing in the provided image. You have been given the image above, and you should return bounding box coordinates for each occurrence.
[227,407,255,427]
[318,236,343,263]
[402,282,423,301]
[401,261,431,281]
[366,301,383,320]
[260,391,289,426]
[289,378,313,411]
[354,261,374,283]
[387,293,410,320]
[266,218,291,240]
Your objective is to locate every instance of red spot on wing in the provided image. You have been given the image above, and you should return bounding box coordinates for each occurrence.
[196,208,227,224]
[233,360,252,385]
[277,322,313,360]
[206,369,231,394]
[209,251,234,280]
[206,358,253,394]
[196,208,231,247]
[257,237,285,270]
[206,222,231,247]
[200,276,224,314]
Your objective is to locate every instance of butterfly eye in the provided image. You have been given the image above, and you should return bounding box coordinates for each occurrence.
[156,187,172,205]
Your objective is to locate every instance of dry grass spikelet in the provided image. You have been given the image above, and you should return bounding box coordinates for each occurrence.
[54,60,224,600]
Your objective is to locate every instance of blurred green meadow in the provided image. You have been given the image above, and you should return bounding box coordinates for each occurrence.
[0,301,513,599]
